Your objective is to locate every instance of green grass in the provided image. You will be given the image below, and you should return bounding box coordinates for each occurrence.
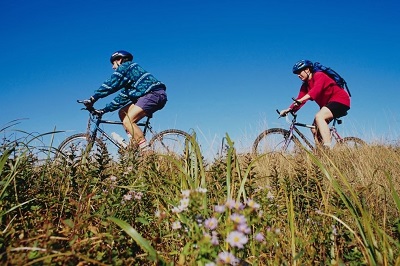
[0,129,399,265]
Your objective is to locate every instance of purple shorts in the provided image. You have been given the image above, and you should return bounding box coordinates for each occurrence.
[135,89,167,116]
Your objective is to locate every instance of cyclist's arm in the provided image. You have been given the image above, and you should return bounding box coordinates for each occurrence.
[289,84,308,112]
[294,94,311,105]
[102,90,134,113]
[92,66,132,101]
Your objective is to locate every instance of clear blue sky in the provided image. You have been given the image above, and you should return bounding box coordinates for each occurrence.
[1,0,399,157]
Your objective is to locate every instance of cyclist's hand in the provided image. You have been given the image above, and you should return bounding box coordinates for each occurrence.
[93,109,105,117]
[83,96,96,108]
[279,108,291,117]
[292,98,303,107]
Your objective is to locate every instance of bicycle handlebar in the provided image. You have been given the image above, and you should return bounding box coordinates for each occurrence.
[276,97,301,119]
[291,97,302,106]
[77,100,103,118]
[276,108,297,119]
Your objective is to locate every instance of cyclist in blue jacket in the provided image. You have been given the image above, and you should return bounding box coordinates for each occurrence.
[83,50,167,152]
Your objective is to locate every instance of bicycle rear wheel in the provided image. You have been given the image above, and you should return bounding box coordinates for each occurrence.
[149,129,192,157]
[334,136,365,149]
[57,133,108,165]
[252,128,302,155]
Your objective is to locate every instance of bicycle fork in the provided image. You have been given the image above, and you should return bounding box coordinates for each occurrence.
[282,124,296,151]
[87,118,122,150]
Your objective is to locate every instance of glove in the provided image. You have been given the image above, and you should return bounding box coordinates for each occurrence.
[93,109,105,116]
[83,96,96,108]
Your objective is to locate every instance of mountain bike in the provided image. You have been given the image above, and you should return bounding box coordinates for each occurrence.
[57,100,192,162]
[252,109,365,155]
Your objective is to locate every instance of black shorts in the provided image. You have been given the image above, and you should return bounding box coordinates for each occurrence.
[325,102,350,118]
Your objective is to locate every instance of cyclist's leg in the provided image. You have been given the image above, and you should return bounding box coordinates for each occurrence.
[321,102,350,147]
[119,104,147,146]
[311,122,323,145]
[314,107,334,147]
[120,90,167,150]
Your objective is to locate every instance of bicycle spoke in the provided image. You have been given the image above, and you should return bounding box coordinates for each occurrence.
[57,133,108,165]
[253,128,302,155]
[149,129,191,157]
[334,137,366,149]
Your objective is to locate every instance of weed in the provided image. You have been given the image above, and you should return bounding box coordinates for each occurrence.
[0,128,399,265]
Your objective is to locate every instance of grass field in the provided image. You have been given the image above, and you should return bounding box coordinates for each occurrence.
[1,128,399,265]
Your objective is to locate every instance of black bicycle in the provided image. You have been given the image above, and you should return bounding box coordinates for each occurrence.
[57,101,192,162]
[253,109,365,155]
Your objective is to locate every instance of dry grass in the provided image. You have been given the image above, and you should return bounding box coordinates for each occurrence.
[1,131,399,265]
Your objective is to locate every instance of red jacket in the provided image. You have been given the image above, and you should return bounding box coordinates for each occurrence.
[291,72,350,111]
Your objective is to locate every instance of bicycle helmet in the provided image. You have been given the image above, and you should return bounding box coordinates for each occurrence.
[292,59,313,74]
[110,50,133,63]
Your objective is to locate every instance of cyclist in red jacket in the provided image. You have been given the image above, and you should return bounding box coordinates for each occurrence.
[280,59,350,149]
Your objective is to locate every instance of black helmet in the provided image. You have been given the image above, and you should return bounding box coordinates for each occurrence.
[110,50,133,63]
[292,59,313,74]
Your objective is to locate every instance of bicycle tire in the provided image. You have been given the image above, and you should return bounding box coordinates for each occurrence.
[149,129,192,157]
[57,133,108,164]
[334,136,366,149]
[252,128,303,155]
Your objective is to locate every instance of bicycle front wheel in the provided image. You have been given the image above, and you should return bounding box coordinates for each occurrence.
[57,133,108,165]
[149,129,192,157]
[334,137,366,149]
[252,128,302,155]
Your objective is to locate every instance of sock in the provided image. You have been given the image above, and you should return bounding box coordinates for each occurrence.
[138,139,149,151]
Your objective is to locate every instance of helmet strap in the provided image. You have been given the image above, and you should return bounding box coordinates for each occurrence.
[305,68,312,80]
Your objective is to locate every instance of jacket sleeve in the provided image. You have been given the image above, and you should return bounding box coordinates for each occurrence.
[92,67,132,101]
[289,84,308,112]
[102,93,129,113]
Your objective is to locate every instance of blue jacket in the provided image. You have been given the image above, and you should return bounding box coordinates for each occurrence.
[92,61,166,113]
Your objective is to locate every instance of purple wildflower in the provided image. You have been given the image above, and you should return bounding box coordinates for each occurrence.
[226,230,248,249]
[237,223,251,234]
[204,217,218,230]
[214,205,226,213]
[254,232,265,242]
[218,251,239,265]
[230,213,247,224]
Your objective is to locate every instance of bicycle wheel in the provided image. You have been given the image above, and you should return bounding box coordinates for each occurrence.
[57,133,108,165]
[252,128,303,155]
[149,129,192,157]
[334,137,365,149]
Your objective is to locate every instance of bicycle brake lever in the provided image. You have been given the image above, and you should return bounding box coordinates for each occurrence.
[291,97,302,106]
[77,99,96,113]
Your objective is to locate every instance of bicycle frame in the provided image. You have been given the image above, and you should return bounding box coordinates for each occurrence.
[253,109,365,155]
[86,113,152,150]
[58,101,192,160]
[285,112,344,149]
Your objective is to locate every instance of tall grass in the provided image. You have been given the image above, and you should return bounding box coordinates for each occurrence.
[0,127,399,265]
